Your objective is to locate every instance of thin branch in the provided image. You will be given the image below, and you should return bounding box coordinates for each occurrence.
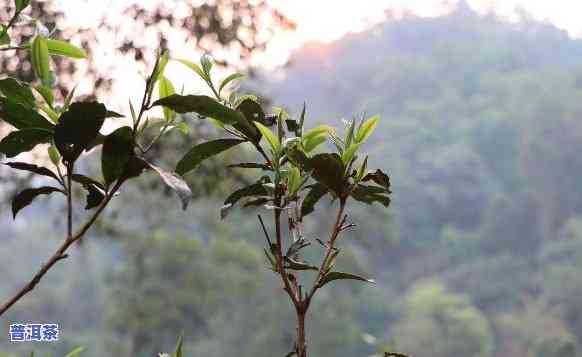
[257,214,272,247]
[0,178,125,317]
[0,46,26,52]
[306,199,347,305]
[66,163,73,239]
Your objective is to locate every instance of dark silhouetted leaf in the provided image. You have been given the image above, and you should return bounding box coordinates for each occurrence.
[235,98,264,141]
[301,183,328,217]
[221,176,270,219]
[243,197,271,207]
[122,156,149,180]
[286,119,298,135]
[285,140,309,169]
[84,184,105,210]
[285,257,318,271]
[317,271,375,288]
[54,101,106,163]
[101,126,133,186]
[350,184,391,207]
[12,186,63,218]
[0,97,55,130]
[105,110,124,118]
[71,174,104,190]
[363,169,391,191]
[148,162,192,210]
[309,153,345,195]
[228,162,271,170]
[0,128,52,158]
[152,94,244,125]
[176,138,244,176]
[0,78,36,108]
[4,162,59,182]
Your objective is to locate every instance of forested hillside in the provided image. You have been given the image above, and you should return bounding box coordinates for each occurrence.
[3,3,582,356]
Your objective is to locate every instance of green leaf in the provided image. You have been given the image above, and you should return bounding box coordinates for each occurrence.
[341,142,361,164]
[12,186,63,218]
[147,162,192,210]
[65,346,87,357]
[151,94,245,125]
[158,76,176,122]
[219,73,244,94]
[302,133,328,153]
[154,50,170,83]
[298,103,306,136]
[350,184,391,207]
[345,118,357,147]
[309,153,345,196]
[0,97,54,130]
[173,334,184,357]
[287,166,302,196]
[254,121,280,152]
[15,0,31,12]
[31,36,50,82]
[0,27,9,46]
[200,54,213,75]
[48,144,60,165]
[176,138,244,176]
[0,128,52,158]
[46,39,87,59]
[176,59,208,82]
[176,121,189,134]
[355,156,368,182]
[54,101,107,163]
[221,177,270,219]
[4,162,59,182]
[34,85,54,107]
[355,115,379,143]
[302,125,333,143]
[300,183,328,217]
[101,126,133,187]
[0,78,36,108]
[63,86,77,109]
[317,271,375,288]
[285,139,309,169]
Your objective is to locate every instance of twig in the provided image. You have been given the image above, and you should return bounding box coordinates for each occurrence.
[0,179,125,316]
[257,214,272,247]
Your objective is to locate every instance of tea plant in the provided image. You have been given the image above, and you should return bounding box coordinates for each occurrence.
[152,56,391,357]
[2,1,396,356]
[0,0,195,316]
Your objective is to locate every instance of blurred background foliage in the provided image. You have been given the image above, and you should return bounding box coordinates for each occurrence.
[3,1,582,356]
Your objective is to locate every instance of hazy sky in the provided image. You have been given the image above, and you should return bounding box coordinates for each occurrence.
[50,0,582,112]
[56,0,582,64]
